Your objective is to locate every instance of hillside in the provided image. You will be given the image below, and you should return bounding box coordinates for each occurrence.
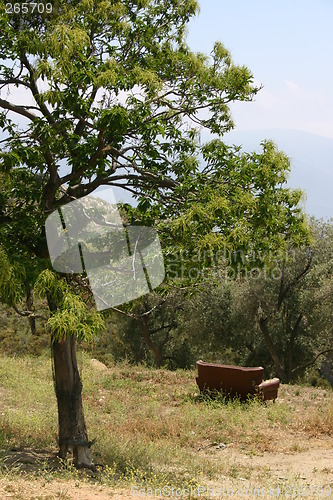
[0,353,332,498]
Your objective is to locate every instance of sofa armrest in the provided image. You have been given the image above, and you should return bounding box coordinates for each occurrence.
[258,378,280,401]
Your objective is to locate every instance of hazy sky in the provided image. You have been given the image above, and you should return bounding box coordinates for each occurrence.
[186,0,333,138]
[3,1,332,139]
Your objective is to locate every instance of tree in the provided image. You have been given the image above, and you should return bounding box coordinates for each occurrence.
[0,0,308,467]
[110,289,186,368]
[241,219,333,382]
[181,219,333,382]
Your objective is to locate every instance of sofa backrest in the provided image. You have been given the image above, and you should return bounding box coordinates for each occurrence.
[196,360,264,398]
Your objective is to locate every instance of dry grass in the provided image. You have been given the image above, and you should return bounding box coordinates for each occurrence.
[0,351,333,495]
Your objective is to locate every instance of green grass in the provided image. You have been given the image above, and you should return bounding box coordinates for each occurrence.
[0,351,332,492]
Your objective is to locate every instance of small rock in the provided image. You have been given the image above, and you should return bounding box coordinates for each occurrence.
[90,359,108,371]
[215,443,227,450]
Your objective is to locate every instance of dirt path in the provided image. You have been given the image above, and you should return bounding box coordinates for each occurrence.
[1,443,332,499]
[229,446,333,483]
[0,478,149,499]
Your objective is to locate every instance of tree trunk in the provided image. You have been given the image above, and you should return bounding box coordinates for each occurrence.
[258,317,286,382]
[41,175,94,469]
[139,318,163,368]
[26,288,36,335]
[288,314,302,382]
[52,335,95,469]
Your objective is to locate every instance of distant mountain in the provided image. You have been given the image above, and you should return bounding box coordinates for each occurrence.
[221,129,333,220]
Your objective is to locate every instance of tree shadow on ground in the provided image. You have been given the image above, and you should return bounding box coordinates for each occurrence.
[0,448,101,478]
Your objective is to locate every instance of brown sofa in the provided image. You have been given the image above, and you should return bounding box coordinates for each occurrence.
[196,360,280,401]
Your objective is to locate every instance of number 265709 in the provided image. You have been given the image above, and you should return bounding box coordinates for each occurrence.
[6,3,53,14]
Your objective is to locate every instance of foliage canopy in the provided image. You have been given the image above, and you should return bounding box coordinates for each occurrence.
[0,0,308,337]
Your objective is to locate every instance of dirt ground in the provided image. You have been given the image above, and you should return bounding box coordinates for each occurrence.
[1,440,332,499]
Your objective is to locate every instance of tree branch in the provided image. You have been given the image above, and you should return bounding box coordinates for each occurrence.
[74,87,98,137]
[0,78,31,89]
[12,304,48,321]
[258,315,286,381]
[0,98,37,121]
[277,253,313,310]
[20,52,56,126]
[291,349,333,375]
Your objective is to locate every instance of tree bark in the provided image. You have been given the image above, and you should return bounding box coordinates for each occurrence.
[52,335,95,469]
[288,314,302,381]
[258,317,286,382]
[26,288,36,335]
[139,317,164,368]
